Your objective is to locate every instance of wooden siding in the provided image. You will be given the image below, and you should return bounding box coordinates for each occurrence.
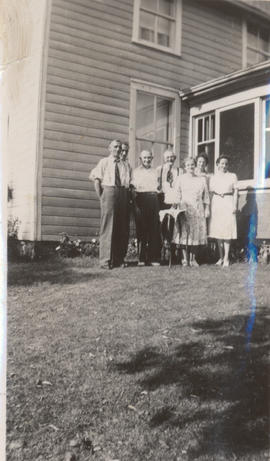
[41,0,244,240]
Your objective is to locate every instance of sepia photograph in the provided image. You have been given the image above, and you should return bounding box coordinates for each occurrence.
[1,0,270,459]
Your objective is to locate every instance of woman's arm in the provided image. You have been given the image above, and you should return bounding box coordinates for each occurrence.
[232,174,238,214]
[202,177,210,218]
[232,188,238,213]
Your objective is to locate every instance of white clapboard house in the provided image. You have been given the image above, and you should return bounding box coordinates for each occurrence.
[3,0,270,242]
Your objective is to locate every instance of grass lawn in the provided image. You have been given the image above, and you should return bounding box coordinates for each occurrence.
[7,258,270,461]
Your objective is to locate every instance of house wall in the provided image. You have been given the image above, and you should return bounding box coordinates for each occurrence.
[41,0,244,240]
[2,0,48,240]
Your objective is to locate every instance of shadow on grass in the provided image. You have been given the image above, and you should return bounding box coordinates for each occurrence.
[8,259,104,286]
[114,308,270,459]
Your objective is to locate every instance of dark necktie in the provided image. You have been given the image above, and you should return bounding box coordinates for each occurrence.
[166,167,173,188]
[115,161,121,186]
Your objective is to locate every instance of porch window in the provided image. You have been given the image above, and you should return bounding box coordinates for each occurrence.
[219,103,254,181]
[130,82,180,168]
[264,99,270,178]
[195,113,215,173]
[192,102,257,184]
[243,21,270,67]
[133,0,182,55]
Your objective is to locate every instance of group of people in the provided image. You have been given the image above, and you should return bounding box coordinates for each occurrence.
[90,139,238,269]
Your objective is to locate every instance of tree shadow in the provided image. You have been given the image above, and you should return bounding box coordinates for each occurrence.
[113,308,270,459]
[8,259,104,286]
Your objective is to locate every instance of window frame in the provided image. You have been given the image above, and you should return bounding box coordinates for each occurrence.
[242,19,270,68]
[189,85,270,190]
[193,112,216,171]
[261,97,270,182]
[132,0,182,56]
[129,80,181,168]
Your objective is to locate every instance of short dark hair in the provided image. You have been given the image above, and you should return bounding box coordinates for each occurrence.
[216,155,230,165]
[196,152,209,166]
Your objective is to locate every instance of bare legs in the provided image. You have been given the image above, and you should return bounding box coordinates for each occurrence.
[216,239,231,267]
[223,240,230,266]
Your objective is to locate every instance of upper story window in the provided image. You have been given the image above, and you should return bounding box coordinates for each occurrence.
[132,0,182,55]
[243,21,270,67]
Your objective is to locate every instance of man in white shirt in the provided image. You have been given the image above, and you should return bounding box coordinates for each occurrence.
[90,139,131,268]
[131,150,161,266]
[157,150,182,210]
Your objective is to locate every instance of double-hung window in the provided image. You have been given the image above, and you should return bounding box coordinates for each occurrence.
[243,21,270,67]
[191,86,270,189]
[194,113,215,173]
[133,0,182,55]
[130,81,180,168]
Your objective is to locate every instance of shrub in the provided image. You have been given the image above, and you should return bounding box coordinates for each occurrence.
[55,233,99,258]
[8,216,20,239]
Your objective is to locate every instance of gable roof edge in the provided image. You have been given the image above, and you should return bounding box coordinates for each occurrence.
[223,0,270,21]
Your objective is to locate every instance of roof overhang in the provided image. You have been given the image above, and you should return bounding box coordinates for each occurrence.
[223,0,270,22]
[180,60,270,105]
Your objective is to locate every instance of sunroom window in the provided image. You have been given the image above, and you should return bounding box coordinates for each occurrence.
[219,103,254,181]
[193,102,256,183]
[195,113,215,173]
[264,99,270,179]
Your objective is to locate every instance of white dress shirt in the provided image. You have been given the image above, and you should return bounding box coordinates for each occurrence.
[89,155,131,188]
[131,165,158,192]
[156,164,182,204]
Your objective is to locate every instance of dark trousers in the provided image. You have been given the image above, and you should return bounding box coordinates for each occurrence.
[100,186,129,266]
[134,192,161,263]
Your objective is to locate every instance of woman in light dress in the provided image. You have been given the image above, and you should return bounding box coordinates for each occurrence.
[174,157,210,266]
[208,155,238,267]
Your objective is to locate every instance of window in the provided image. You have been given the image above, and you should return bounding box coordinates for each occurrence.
[190,89,270,187]
[243,21,270,67]
[130,81,180,168]
[133,0,182,55]
[263,99,270,179]
[219,104,254,181]
[195,105,255,180]
[194,113,215,173]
